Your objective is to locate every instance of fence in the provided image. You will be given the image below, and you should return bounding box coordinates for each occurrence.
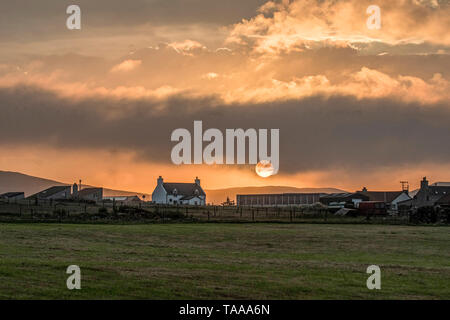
[0,199,448,224]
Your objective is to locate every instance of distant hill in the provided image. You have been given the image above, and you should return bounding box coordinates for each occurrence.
[0,171,150,198]
[1,170,346,204]
[204,186,347,205]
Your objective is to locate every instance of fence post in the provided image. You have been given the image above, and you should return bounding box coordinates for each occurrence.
[252,209,255,222]
[290,209,293,223]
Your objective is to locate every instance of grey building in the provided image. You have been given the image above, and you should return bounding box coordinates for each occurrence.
[0,192,25,201]
[237,193,324,206]
[319,193,369,207]
[27,186,72,200]
[77,187,103,202]
[398,177,450,208]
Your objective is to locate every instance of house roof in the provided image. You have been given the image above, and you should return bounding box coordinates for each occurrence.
[163,183,206,197]
[430,182,450,187]
[359,191,406,203]
[27,186,71,199]
[429,185,450,196]
[436,194,450,205]
[78,188,102,197]
[320,193,367,199]
[103,195,140,201]
[0,192,24,198]
[238,193,325,197]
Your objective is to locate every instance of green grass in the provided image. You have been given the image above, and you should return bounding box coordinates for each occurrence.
[0,223,449,299]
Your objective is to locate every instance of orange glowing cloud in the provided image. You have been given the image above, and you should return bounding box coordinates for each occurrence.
[110,59,142,73]
[227,0,450,54]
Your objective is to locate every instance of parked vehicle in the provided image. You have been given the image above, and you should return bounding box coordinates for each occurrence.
[357,201,387,216]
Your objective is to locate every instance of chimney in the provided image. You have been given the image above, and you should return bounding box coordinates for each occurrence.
[420,177,429,190]
[195,177,200,186]
[157,176,164,186]
[362,187,368,192]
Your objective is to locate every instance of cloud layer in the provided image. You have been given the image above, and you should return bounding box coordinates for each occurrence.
[0,0,449,189]
[1,85,450,176]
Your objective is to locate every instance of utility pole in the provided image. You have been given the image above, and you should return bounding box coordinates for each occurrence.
[400,181,409,192]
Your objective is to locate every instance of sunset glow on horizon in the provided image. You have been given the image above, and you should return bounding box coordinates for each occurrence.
[1,0,450,194]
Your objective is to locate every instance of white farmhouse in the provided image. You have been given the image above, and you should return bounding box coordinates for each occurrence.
[152,176,206,206]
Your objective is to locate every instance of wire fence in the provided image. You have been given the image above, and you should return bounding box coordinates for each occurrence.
[0,199,448,225]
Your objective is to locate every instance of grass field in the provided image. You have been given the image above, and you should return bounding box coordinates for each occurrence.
[0,223,449,299]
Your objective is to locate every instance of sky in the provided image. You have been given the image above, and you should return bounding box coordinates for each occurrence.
[0,0,449,193]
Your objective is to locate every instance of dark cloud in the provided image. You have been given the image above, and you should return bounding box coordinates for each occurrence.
[0,0,266,41]
[1,85,450,175]
[273,47,450,82]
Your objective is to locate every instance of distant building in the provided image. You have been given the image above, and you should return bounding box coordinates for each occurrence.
[436,194,450,206]
[77,187,103,202]
[27,186,71,200]
[399,177,450,209]
[237,193,324,206]
[152,176,206,205]
[0,192,25,201]
[357,187,411,211]
[319,193,369,207]
[103,195,141,205]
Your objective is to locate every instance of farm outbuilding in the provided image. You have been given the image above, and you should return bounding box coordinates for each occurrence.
[236,193,324,206]
[103,195,142,205]
[76,187,103,202]
[0,192,25,201]
[357,188,411,211]
[319,193,369,207]
[27,186,71,200]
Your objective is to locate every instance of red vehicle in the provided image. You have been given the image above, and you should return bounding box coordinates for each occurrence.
[357,201,387,216]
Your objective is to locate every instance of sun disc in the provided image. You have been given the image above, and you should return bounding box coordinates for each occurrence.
[255,160,274,178]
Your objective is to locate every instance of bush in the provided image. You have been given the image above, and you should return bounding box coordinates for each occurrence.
[161,210,186,220]
[53,208,67,215]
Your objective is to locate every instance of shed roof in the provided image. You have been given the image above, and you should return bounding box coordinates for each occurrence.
[78,188,102,197]
[28,186,70,199]
[0,192,24,198]
[359,191,406,203]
